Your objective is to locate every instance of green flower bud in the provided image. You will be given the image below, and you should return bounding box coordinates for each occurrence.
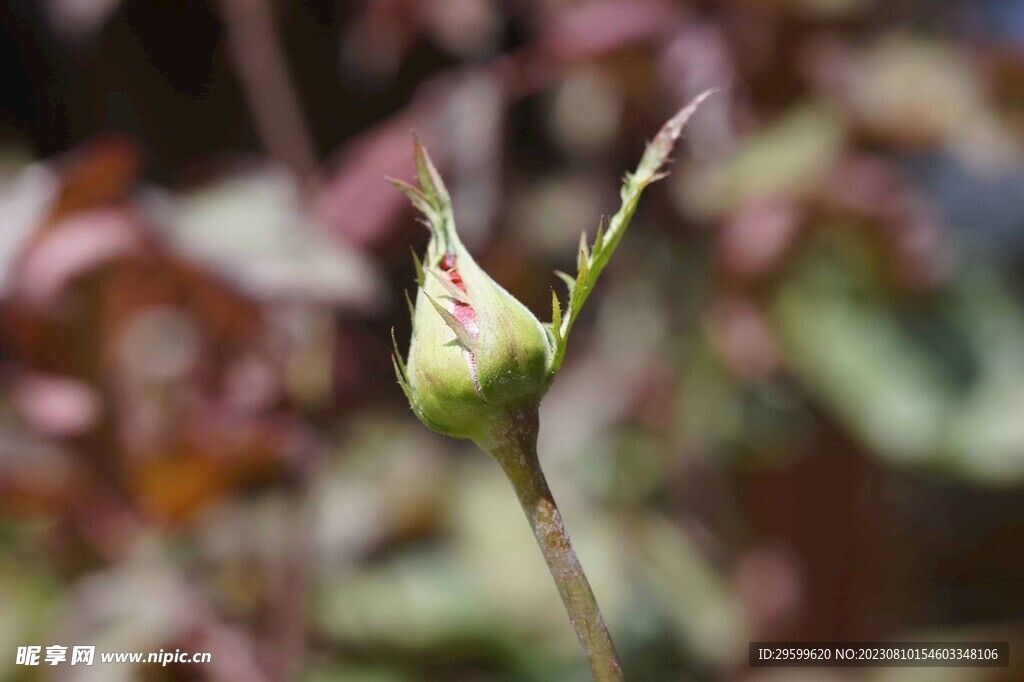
[391,141,552,442]
[392,91,715,444]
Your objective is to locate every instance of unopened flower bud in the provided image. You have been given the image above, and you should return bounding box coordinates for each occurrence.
[391,141,552,442]
[392,91,716,445]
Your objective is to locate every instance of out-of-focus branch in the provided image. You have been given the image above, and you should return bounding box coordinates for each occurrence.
[216,0,318,181]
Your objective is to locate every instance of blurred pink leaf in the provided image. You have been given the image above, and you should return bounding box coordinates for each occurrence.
[312,108,443,249]
[731,548,802,638]
[717,196,803,282]
[539,0,683,63]
[13,372,102,438]
[705,294,781,380]
[14,208,141,308]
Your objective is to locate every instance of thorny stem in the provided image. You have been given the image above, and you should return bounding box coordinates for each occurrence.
[480,407,624,682]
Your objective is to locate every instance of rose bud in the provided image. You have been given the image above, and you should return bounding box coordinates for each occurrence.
[390,140,552,444]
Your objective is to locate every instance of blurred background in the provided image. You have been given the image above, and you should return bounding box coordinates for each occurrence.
[3,0,1024,680]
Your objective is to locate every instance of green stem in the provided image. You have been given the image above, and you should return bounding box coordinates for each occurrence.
[479,407,624,682]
